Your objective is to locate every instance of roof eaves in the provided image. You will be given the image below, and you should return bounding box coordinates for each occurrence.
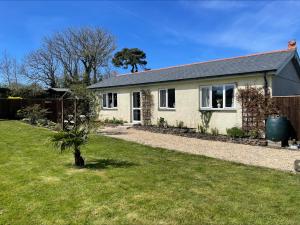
[275,50,296,75]
[88,69,277,90]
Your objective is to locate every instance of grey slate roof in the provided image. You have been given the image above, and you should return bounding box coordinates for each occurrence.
[88,49,296,89]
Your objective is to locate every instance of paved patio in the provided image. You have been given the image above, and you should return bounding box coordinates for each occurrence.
[98,126,300,172]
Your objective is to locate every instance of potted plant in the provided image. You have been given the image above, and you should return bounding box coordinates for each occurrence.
[216,99,222,108]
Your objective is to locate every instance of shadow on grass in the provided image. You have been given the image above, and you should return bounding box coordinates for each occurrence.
[84,158,137,170]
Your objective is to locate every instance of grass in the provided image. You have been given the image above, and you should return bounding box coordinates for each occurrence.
[0,120,300,225]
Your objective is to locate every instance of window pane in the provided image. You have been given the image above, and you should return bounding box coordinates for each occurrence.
[168,89,175,108]
[160,90,166,107]
[102,94,107,107]
[108,93,113,108]
[201,87,210,107]
[225,85,234,107]
[133,92,140,108]
[212,86,223,108]
[113,93,118,107]
[133,109,141,121]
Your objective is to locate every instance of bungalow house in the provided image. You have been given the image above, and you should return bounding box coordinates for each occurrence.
[88,41,300,134]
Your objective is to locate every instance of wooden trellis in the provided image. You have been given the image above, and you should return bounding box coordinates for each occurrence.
[141,89,153,126]
[238,86,279,134]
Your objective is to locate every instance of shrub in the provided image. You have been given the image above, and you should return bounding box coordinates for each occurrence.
[226,127,246,138]
[210,127,219,136]
[157,117,167,128]
[248,129,260,139]
[176,120,185,129]
[198,124,206,134]
[17,104,49,125]
[103,117,124,125]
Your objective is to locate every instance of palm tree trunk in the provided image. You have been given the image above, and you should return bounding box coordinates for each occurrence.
[74,147,84,167]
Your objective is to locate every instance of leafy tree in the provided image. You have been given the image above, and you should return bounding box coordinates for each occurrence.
[51,127,88,167]
[112,48,147,73]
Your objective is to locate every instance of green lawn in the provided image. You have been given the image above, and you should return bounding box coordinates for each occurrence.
[0,121,300,225]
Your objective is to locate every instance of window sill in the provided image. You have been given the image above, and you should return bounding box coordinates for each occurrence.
[102,108,118,111]
[200,108,236,112]
[158,108,176,111]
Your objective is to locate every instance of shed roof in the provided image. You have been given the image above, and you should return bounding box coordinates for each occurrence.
[48,88,70,92]
[88,49,296,89]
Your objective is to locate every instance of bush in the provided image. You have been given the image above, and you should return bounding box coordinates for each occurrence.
[198,124,206,134]
[176,120,185,129]
[157,117,167,128]
[226,127,246,138]
[17,104,49,125]
[210,127,219,136]
[248,129,260,139]
[104,117,124,125]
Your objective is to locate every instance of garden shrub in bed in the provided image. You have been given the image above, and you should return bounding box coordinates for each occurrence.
[226,127,246,138]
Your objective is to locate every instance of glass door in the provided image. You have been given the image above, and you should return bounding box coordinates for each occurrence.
[132,92,141,123]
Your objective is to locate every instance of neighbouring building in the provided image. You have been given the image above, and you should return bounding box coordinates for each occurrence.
[88,41,300,134]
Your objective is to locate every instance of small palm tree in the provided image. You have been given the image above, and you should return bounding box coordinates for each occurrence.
[51,128,88,167]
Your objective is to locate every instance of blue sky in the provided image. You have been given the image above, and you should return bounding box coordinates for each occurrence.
[0,0,300,74]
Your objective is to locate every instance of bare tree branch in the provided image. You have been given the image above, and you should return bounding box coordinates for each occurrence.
[22,45,59,88]
[0,51,19,87]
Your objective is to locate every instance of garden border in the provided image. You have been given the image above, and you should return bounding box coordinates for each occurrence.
[133,125,268,146]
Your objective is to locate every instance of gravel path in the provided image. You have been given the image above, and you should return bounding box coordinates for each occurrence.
[99,126,300,172]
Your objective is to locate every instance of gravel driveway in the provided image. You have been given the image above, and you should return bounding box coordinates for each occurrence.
[99,126,300,172]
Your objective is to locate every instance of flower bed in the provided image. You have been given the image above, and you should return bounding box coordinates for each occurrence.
[134,125,267,146]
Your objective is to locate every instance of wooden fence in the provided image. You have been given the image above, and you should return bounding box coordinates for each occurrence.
[0,98,62,122]
[273,96,300,140]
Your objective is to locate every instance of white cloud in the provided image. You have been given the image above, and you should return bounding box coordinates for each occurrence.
[180,0,251,11]
[212,1,300,51]
[165,1,300,52]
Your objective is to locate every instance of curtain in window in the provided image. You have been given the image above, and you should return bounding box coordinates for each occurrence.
[108,93,113,108]
[201,87,210,107]
[102,94,107,107]
[160,90,166,107]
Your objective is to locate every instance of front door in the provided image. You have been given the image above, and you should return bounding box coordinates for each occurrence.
[132,92,141,123]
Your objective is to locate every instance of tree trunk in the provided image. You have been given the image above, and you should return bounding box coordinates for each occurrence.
[74,147,85,167]
[92,68,97,84]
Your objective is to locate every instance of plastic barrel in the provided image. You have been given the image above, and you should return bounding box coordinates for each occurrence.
[266,116,290,142]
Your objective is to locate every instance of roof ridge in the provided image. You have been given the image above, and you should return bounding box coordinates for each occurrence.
[116,48,294,77]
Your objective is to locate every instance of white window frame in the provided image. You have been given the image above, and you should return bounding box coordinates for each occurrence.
[132,91,142,123]
[159,88,176,109]
[199,85,212,109]
[102,92,118,109]
[200,84,236,110]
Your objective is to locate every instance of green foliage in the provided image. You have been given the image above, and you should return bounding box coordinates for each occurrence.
[200,111,213,133]
[51,127,88,167]
[248,129,260,139]
[9,83,46,98]
[104,117,125,125]
[176,120,185,129]
[51,128,88,153]
[210,127,219,136]
[112,48,147,73]
[157,117,167,128]
[226,127,246,138]
[17,104,49,125]
[198,124,206,134]
[70,84,99,121]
